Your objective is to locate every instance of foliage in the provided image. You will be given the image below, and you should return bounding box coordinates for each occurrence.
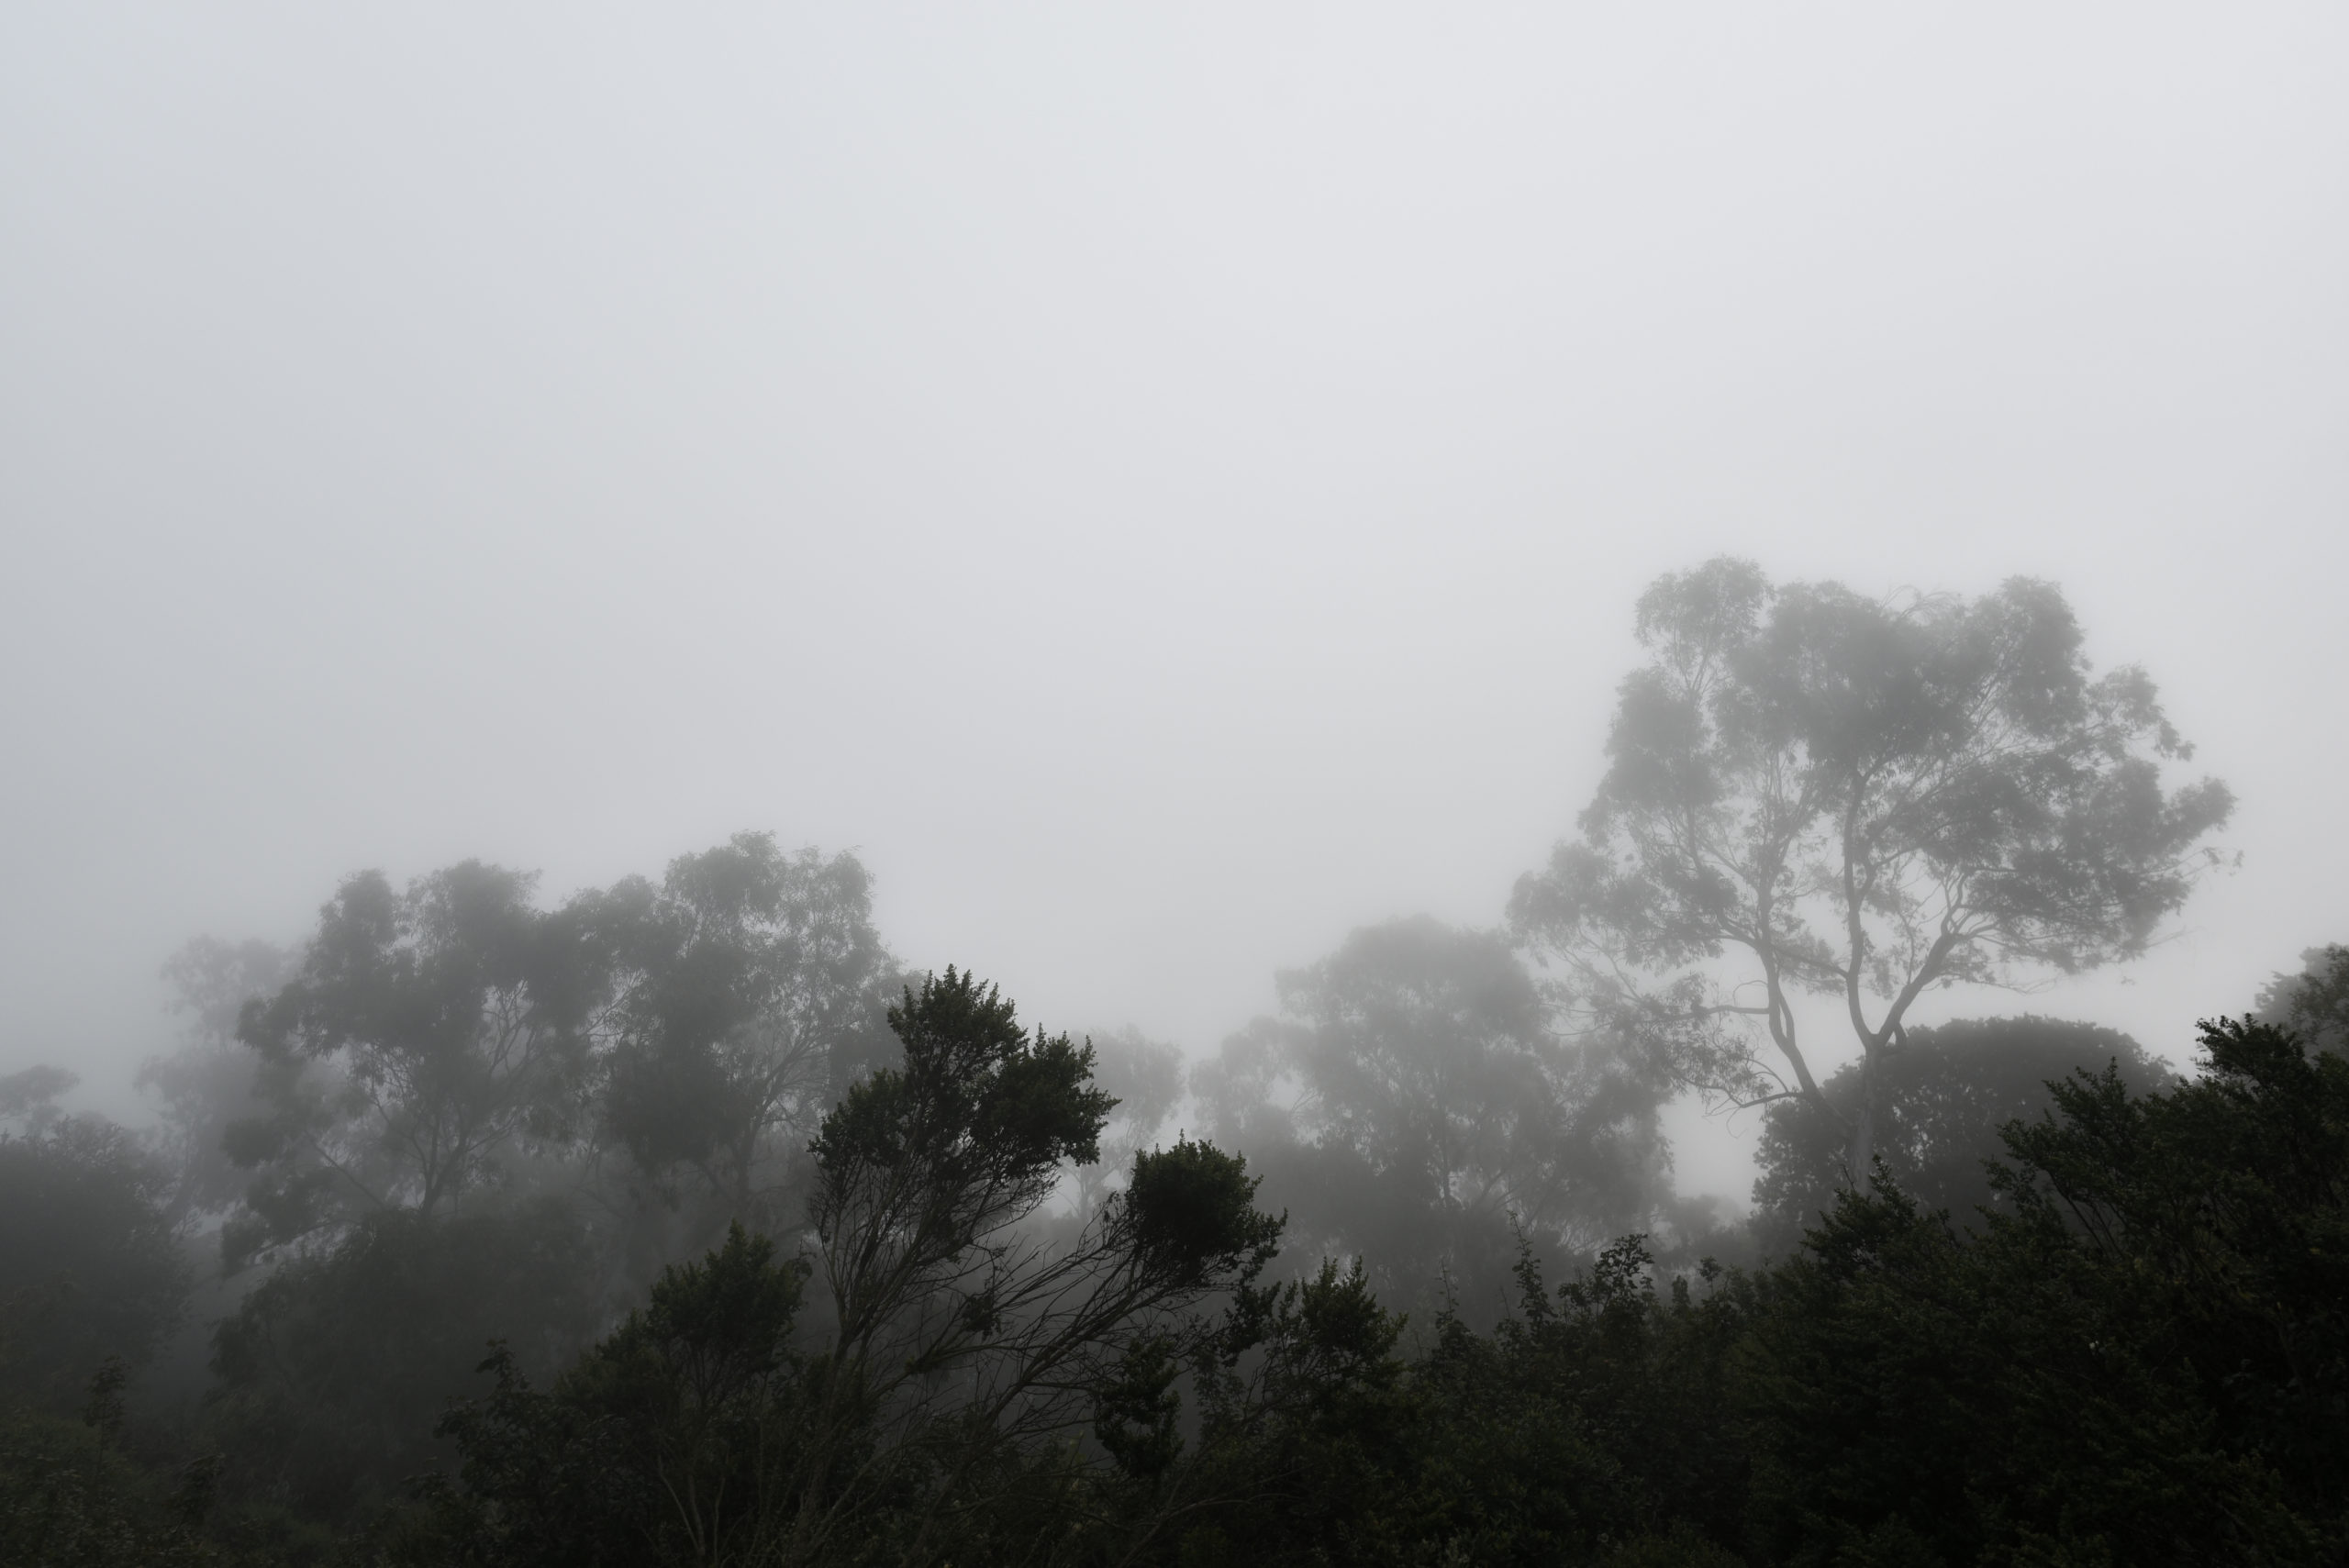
[1071,1024,1185,1220]
[1510,559,2232,1183]
[8,814,2335,1567]
[1194,916,1674,1318]
[1,1062,83,1136]
[139,938,291,1228]
[2257,942,2349,1056]
[417,1224,813,1568]
[0,1117,190,1415]
[417,968,1283,1567]
[0,1388,227,1568]
[1750,1015,2169,1251]
[596,835,899,1231]
[1740,1013,2348,1565]
[206,1200,601,1527]
[226,864,607,1264]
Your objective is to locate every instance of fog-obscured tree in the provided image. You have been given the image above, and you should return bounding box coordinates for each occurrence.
[793,968,1279,1560]
[1195,917,1672,1315]
[1750,1015,2169,1249]
[593,835,898,1234]
[206,1197,599,1526]
[225,863,607,1265]
[1511,559,2232,1188]
[139,938,291,1228]
[0,1063,79,1138]
[0,1115,189,1414]
[2255,942,2349,1056]
[1073,1024,1184,1218]
[423,969,1282,1566]
[1743,1014,2349,1563]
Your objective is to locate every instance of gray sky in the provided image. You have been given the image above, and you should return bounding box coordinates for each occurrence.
[6,5,2344,1199]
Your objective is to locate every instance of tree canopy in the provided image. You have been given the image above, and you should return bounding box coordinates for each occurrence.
[1512,558,2232,1184]
[1193,916,1675,1316]
[1749,1014,2169,1248]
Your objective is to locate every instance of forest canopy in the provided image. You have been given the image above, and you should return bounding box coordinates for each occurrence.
[2,563,2317,1568]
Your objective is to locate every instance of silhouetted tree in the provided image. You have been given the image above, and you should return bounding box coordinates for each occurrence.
[1742,1013,2349,1564]
[421,969,1282,1566]
[1512,559,2232,1186]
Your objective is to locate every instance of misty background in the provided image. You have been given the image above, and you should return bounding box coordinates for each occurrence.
[5,5,2344,1206]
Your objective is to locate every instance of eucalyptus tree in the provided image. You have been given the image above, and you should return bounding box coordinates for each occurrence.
[1510,559,2232,1186]
[225,862,607,1264]
[594,833,899,1230]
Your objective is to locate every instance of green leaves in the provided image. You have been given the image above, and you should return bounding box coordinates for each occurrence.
[813,967,1113,1213]
[1124,1138,1280,1282]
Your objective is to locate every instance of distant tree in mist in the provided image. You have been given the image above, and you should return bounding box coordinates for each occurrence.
[1072,1024,1184,1220]
[0,1115,188,1415]
[139,936,291,1228]
[1193,916,1671,1315]
[1749,1015,2169,1249]
[0,1063,79,1138]
[207,1197,601,1525]
[224,862,607,1266]
[1511,559,2232,1189]
[593,833,898,1234]
[2256,942,2349,1055]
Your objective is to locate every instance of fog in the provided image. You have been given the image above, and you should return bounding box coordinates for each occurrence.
[6,2,2345,1213]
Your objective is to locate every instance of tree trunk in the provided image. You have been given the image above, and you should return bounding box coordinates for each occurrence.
[1843,1049,1880,1192]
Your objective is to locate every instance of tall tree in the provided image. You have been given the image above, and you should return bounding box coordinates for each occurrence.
[1511,559,2232,1185]
[594,834,898,1229]
[226,862,607,1263]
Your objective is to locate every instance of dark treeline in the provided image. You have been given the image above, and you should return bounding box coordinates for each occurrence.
[7,561,2334,1566]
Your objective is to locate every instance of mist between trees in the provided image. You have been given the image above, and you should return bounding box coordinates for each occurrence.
[6,562,2342,1566]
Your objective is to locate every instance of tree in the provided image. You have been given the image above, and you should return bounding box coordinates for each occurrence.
[792,968,1279,1561]
[1741,1013,2349,1564]
[1511,559,2232,1186]
[1749,1014,2168,1249]
[2256,941,2349,1056]
[421,968,1283,1566]
[594,834,898,1231]
[226,862,607,1264]
[139,937,291,1229]
[206,1198,602,1527]
[1193,917,1672,1315]
[0,1115,189,1414]
[1071,1024,1185,1221]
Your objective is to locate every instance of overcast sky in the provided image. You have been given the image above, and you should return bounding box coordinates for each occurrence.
[5,5,2344,1199]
